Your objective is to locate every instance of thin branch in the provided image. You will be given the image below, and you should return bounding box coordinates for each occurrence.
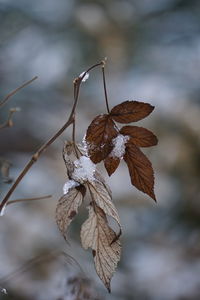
[101,59,110,114]
[7,195,52,206]
[0,61,103,213]
[0,250,83,286]
[0,107,20,130]
[0,76,38,108]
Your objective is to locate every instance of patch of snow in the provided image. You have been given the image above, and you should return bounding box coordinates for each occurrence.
[63,180,79,195]
[79,71,89,82]
[72,156,96,183]
[0,288,7,294]
[0,204,7,217]
[110,134,129,158]
[81,134,88,156]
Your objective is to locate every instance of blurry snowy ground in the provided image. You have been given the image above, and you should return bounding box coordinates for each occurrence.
[0,0,200,299]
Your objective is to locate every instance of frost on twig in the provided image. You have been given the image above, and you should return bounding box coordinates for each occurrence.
[0,204,7,216]
[79,71,89,82]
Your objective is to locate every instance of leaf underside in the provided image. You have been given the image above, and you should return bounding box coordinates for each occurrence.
[56,186,85,240]
[81,204,121,292]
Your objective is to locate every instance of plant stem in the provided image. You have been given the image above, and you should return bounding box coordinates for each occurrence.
[0,61,103,213]
[0,76,38,108]
[7,195,52,206]
[102,64,110,114]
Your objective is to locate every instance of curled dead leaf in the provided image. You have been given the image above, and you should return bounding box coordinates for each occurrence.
[88,180,121,229]
[81,204,121,292]
[56,185,86,240]
[120,126,158,147]
[110,101,154,123]
[86,114,118,163]
[124,141,156,201]
[62,142,75,178]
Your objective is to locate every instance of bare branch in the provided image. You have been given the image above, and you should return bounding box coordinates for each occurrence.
[0,107,20,130]
[0,76,38,108]
[7,195,52,206]
[0,61,104,213]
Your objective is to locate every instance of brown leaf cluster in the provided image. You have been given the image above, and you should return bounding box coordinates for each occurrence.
[56,100,158,292]
[56,145,121,291]
[86,100,158,201]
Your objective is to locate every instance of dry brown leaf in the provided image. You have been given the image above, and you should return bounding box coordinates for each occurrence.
[124,141,156,201]
[88,180,121,228]
[110,101,154,123]
[86,114,118,163]
[94,170,112,198]
[104,156,120,176]
[56,186,86,240]
[62,141,75,178]
[120,126,158,147]
[81,204,121,292]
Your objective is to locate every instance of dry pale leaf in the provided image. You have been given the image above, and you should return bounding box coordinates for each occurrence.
[81,204,121,292]
[56,186,86,240]
[110,100,154,123]
[94,170,112,198]
[86,114,118,163]
[120,126,158,147]
[124,141,156,201]
[88,180,121,229]
[62,141,75,178]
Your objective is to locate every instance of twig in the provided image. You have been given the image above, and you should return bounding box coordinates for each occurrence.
[7,195,52,206]
[0,107,20,130]
[0,76,38,108]
[101,58,110,114]
[0,61,103,213]
[0,250,83,286]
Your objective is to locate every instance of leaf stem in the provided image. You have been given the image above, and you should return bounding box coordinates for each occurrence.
[101,60,110,114]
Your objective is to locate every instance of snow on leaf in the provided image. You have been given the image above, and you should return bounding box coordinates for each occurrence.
[124,141,156,201]
[86,114,118,163]
[72,156,96,184]
[110,134,129,158]
[88,180,121,229]
[81,204,121,292]
[63,180,79,195]
[110,101,154,123]
[56,186,86,240]
[120,126,158,147]
[104,134,129,176]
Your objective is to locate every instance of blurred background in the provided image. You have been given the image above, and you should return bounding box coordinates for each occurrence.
[0,0,200,299]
